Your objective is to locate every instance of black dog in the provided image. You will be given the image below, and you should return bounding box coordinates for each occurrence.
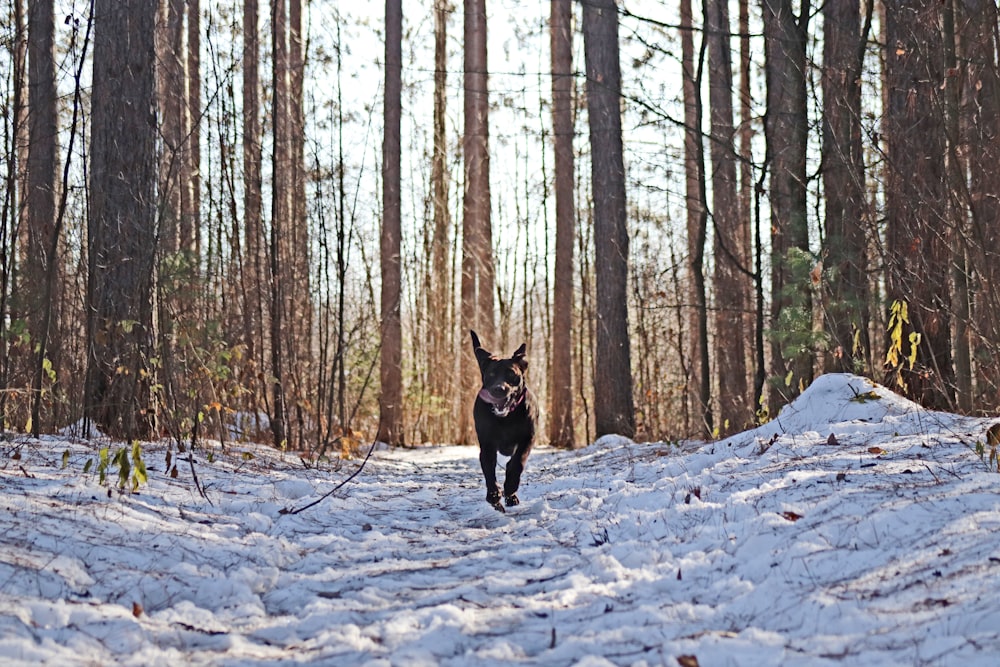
[470,330,537,512]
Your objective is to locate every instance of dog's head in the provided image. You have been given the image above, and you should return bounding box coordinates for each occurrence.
[470,330,528,417]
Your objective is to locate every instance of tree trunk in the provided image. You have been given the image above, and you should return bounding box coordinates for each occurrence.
[960,0,1000,408]
[184,0,201,255]
[0,0,27,430]
[86,0,158,440]
[459,0,494,444]
[242,0,266,421]
[583,0,635,439]
[156,0,186,254]
[942,0,972,411]
[269,0,290,448]
[884,0,953,409]
[154,0,186,438]
[288,0,309,446]
[548,0,575,448]
[426,0,453,444]
[680,0,711,438]
[763,0,812,407]
[738,0,758,407]
[379,0,405,446]
[821,0,870,375]
[707,0,748,435]
[24,0,60,434]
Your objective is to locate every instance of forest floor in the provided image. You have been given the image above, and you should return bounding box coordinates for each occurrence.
[2,373,1000,666]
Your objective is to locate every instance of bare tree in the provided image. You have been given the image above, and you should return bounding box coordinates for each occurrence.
[763,0,812,407]
[155,0,188,438]
[459,0,495,444]
[707,0,749,435]
[85,0,158,440]
[269,0,290,448]
[548,0,575,448]
[425,0,453,444]
[288,0,311,445]
[157,0,186,253]
[1,0,28,429]
[942,0,972,412]
[883,0,953,409]
[822,0,871,375]
[959,0,1000,407]
[185,0,201,253]
[379,0,404,446]
[583,0,635,438]
[242,0,267,420]
[680,0,711,438]
[265,0,311,449]
[24,0,59,434]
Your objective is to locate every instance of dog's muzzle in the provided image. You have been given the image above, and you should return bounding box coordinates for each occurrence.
[478,387,524,417]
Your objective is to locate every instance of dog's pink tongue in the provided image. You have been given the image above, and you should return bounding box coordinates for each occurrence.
[477,388,500,405]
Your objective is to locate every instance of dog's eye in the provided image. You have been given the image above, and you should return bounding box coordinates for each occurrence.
[505,370,519,384]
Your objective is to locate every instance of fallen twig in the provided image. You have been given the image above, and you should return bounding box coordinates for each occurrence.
[280,427,379,515]
[187,413,212,505]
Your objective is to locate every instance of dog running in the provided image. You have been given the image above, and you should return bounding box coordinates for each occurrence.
[469,330,537,512]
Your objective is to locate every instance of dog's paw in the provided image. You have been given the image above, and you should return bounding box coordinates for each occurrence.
[486,490,504,512]
[504,493,520,507]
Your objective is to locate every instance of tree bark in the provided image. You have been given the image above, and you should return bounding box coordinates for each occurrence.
[0,0,27,428]
[379,0,405,446]
[269,0,290,448]
[24,0,60,434]
[707,0,748,435]
[763,0,812,407]
[184,0,201,254]
[86,0,158,440]
[884,0,953,409]
[680,0,711,438]
[821,0,870,375]
[459,0,495,444]
[548,0,575,448]
[583,0,635,438]
[942,0,971,411]
[426,0,453,444]
[959,0,1000,408]
[156,0,186,254]
[242,0,266,420]
[288,0,309,443]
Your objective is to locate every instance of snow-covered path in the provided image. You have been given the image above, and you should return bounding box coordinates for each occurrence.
[2,374,1000,666]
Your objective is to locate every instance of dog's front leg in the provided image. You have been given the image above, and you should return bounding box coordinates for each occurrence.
[503,445,531,506]
[479,447,504,512]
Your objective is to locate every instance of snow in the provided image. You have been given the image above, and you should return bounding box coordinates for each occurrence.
[1,373,999,666]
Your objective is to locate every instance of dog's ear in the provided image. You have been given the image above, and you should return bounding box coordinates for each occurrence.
[470,330,493,371]
[512,343,528,370]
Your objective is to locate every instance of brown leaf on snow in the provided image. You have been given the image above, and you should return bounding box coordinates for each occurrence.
[781,511,804,522]
[132,602,144,618]
[867,446,884,455]
[677,656,700,667]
